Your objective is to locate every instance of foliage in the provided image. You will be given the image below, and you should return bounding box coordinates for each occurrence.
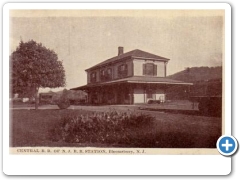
[11,98,23,103]
[10,40,66,109]
[49,109,155,145]
[167,66,222,100]
[57,89,70,109]
[167,66,222,83]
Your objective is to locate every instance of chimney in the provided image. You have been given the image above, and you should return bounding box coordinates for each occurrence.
[118,46,124,56]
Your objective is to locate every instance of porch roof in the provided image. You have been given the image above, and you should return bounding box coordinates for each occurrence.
[70,76,192,91]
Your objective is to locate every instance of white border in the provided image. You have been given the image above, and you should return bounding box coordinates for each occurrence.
[3,3,232,175]
[2,2,233,10]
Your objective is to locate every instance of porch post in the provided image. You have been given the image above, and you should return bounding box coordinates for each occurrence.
[88,90,92,104]
[144,85,146,103]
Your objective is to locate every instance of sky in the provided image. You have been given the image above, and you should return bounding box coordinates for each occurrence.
[9,10,224,92]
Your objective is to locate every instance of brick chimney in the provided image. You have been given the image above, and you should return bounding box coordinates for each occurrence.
[118,47,124,56]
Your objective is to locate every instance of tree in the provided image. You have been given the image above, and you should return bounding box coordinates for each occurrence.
[10,40,66,109]
[57,89,70,109]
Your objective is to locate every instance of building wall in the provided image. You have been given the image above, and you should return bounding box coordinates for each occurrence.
[87,58,167,84]
[86,69,100,84]
[87,72,90,84]
[88,85,166,104]
[133,87,166,104]
[133,59,144,76]
[87,59,133,84]
[155,61,165,77]
[133,88,145,103]
[112,59,133,79]
[133,59,166,77]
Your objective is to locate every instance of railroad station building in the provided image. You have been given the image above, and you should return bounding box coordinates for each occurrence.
[71,47,192,104]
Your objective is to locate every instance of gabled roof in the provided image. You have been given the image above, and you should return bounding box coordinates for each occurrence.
[71,76,192,90]
[86,49,169,71]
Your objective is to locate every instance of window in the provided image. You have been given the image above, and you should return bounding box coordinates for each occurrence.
[100,69,105,81]
[106,68,112,80]
[118,64,128,78]
[101,70,105,76]
[143,63,157,76]
[90,72,96,83]
[100,68,112,81]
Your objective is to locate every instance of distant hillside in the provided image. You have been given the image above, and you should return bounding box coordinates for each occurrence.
[166,66,222,100]
[168,66,222,83]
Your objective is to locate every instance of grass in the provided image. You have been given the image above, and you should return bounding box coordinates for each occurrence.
[10,109,93,147]
[10,109,222,148]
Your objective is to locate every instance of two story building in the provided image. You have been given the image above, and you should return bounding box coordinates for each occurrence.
[71,47,192,104]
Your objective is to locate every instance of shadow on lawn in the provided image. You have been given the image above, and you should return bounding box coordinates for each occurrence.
[119,132,220,148]
[140,108,221,117]
[10,131,220,148]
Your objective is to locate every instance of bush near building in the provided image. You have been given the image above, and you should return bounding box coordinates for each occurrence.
[49,110,155,146]
[39,89,87,106]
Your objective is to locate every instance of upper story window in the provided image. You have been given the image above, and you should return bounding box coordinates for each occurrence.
[100,68,112,81]
[100,69,105,81]
[90,72,97,83]
[143,63,157,76]
[118,64,128,78]
[106,68,112,80]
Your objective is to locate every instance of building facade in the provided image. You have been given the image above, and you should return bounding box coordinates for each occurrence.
[71,47,192,104]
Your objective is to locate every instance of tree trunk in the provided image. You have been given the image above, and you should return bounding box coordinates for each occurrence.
[35,87,39,110]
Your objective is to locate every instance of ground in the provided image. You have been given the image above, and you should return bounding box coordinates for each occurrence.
[10,101,222,148]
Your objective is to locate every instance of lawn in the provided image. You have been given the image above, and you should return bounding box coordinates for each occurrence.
[10,108,222,148]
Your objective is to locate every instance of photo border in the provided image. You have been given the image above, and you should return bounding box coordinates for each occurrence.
[3,2,232,175]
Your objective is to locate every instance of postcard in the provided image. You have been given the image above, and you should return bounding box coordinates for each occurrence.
[3,2,233,175]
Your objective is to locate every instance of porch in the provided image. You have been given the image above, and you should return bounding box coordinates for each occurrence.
[70,76,193,105]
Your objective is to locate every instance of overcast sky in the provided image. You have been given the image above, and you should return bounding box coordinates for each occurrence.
[10,10,224,92]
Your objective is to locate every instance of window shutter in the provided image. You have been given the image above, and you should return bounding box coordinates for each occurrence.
[154,64,157,76]
[143,64,146,75]
[118,65,121,77]
[125,64,128,75]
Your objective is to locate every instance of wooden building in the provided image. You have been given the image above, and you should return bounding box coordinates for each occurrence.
[71,47,192,104]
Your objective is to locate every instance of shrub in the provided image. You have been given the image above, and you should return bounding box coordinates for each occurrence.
[69,99,86,105]
[57,89,70,109]
[49,109,155,145]
[148,100,160,104]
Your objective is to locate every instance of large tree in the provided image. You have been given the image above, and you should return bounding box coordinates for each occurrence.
[10,40,66,109]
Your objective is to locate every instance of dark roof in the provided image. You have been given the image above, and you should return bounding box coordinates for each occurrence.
[71,76,192,90]
[86,49,170,71]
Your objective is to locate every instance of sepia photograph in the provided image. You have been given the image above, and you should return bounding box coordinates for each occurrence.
[9,9,224,153]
